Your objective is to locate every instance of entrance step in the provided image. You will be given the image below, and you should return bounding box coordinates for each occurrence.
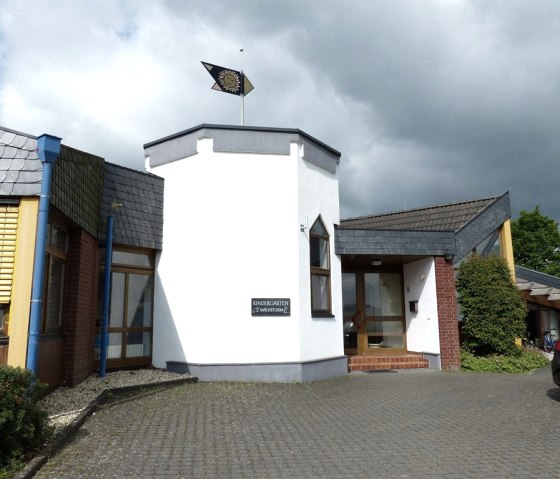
[347,353,429,372]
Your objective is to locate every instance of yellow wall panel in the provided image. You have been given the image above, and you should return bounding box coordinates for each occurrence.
[0,206,18,304]
[7,198,38,368]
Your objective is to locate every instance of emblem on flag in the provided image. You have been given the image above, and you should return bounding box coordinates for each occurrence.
[201,61,254,96]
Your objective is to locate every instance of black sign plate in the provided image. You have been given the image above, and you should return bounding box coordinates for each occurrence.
[251,298,291,316]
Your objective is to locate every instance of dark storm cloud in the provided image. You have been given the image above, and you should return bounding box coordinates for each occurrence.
[1,0,559,221]
[169,0,560,219]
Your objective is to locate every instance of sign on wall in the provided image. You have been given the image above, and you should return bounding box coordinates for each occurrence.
[251,298,291,316]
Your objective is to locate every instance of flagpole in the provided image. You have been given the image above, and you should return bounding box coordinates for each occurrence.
[241,92,244,126]
[240,48,244,126]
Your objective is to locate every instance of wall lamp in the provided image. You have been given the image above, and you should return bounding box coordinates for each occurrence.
[444,253,454,261]
[371,259,382,266]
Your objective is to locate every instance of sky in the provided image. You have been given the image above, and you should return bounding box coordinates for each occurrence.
[1,0,559,220]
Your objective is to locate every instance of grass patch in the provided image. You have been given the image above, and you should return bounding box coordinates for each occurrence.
[461,349,549,373]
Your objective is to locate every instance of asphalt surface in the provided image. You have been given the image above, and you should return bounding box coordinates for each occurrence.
[35,366,559,479]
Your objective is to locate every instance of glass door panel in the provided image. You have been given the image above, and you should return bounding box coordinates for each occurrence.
[363,272,405,353]
[365,273,402,316]
[366,320,404,349]
[342,273,358,352]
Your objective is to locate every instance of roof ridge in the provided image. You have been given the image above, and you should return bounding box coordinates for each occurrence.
[106,161,162,179]
[341,195,501,223]
[0,125,37,140]
[454,192,508,234]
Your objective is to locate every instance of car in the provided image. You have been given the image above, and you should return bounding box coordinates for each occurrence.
[552,340,560,387]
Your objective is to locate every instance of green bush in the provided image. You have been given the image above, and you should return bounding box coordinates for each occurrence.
[0,365,50,473]
[461,349,549,373]
[456,256,527,357]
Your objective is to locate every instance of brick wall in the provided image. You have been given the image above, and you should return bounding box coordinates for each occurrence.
[435,256,461,370]
[62,229,99,385]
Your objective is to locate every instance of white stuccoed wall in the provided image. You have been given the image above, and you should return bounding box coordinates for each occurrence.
[296,144,343,361]
[403,257,440,354]
[147,134,342,369]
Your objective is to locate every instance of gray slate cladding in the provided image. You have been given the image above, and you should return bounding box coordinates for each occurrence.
[335,229,456,257]
[0,125,164,250]
[336,193,510,261]
[51,145,104,238]
[101,163,164,250]
[144,124,341,174]
[0,127,42,196]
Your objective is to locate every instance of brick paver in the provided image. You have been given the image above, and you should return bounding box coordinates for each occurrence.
[36,367,560,478]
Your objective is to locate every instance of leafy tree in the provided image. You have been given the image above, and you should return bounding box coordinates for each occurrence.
[511,206,560,276]
[456,255,526,357]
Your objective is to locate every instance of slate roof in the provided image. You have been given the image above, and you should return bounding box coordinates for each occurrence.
[1,125,164,250]
[335,193,511,261]
[0,127,42,196]
[51,145,105,238]
[340,196,502,232]
[100,163,164,250]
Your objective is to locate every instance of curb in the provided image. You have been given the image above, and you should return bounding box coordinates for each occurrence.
[13,376,198,479]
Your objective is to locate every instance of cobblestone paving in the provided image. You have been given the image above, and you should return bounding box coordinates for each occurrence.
[36,367,560,479]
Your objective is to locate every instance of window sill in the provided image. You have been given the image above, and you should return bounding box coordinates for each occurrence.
[312,313,335,318]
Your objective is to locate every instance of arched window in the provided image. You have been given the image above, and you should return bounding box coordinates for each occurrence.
[310,216,331,315]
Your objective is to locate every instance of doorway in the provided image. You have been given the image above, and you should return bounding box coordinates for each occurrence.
[342,271,406,355]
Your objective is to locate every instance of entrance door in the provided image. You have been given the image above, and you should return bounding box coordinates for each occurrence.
[342,271,406,355]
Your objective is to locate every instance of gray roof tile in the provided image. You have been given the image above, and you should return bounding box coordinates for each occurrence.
[340,196,501,232]
[0,126,42,196]
[12,184,40,196]
[100,162,164,250]
[1,131,16,144]
[11,135,28,149]
[3,146,17,159]
[0,183,13,195]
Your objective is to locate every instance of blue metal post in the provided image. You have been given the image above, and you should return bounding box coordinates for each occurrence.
[99,215,114,377]
[26,134,62,375]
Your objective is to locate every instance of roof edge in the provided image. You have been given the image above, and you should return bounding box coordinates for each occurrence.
[454,192,509,234]
[0,125,37,140]
[516,265,560,290]
[341,194,503,224]
[143,123,341,157]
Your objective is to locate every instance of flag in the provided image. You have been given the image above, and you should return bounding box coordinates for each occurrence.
[201,61,254,96]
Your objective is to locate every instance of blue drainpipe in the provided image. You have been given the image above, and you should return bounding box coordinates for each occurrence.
[26,134,62,375]
[98,215,114,378]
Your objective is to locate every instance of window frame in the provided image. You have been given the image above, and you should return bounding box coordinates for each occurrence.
[309,216,333,317]
[41,219,69,334]
[0,304,9,337]
[98,246,155,367]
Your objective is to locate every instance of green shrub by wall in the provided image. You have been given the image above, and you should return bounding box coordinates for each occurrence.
[456,255,527,357]
[0,366,50,472]
[461,349,548,373]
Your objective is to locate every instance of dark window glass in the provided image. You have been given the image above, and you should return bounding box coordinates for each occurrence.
[127,275,153,328]
[112,251,153,268]
[0,304,9,336]
[110,272,126,327]
[45,257,65,331]
[310,216,331,315]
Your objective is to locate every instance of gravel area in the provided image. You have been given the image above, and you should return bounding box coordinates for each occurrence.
[39,368,188,432]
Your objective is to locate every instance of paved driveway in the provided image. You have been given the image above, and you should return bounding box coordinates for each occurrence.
[36,367,559,479]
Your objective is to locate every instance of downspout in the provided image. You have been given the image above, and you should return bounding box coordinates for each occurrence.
[99,202,122,378]
[98,215,114,378]
[26,134,62,375]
